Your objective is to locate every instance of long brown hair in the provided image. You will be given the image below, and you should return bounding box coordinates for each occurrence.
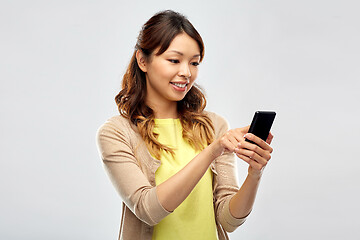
[115,10,214,159]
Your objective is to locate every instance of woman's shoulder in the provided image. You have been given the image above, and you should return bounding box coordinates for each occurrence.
[96,114,137,139]
[203,110,229,127]
[98,114,130,129]
[203,110,230,136]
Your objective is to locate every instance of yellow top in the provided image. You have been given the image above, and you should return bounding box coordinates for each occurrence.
[151,118,218,240]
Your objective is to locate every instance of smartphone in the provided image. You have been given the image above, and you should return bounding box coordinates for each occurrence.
[245,111,276,144]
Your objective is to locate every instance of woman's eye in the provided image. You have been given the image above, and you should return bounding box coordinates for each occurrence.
[191,62,200,66]
[168,59,179,63]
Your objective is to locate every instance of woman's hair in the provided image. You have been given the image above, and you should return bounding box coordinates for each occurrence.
[115,10,214,159]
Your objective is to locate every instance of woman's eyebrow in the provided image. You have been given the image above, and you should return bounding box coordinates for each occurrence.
[167,50,200,58]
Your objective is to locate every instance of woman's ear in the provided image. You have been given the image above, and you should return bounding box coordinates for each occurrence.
[136,50,147,72]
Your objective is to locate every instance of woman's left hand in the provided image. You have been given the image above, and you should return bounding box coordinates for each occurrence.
[234,132,274,177]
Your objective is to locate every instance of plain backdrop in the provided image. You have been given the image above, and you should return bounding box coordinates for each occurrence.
[1,0,359,239]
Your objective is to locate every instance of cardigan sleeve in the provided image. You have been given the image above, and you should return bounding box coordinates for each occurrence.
[211,113,249,232]
[96,119,171,226]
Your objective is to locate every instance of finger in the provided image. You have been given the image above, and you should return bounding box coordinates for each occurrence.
[244,133,273,153]
[266,132,274,145]
[226,132,240,150]
[230,128,246,143]
[236,125,250,139]
[238,140,271,161]
[235,147,268,165]
[236,153,263,170]
[239,125,250,135]
[221,136,237,152]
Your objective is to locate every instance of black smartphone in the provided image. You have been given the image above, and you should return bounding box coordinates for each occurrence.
[245,111,276,144]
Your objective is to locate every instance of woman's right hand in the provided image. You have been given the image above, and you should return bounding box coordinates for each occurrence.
[209,126,250,158]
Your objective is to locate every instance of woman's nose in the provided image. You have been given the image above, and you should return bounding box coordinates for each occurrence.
[179,63,191,79]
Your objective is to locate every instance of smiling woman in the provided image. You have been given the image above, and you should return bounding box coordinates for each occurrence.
[137,33,201,114]
[96,9,274,240]
[115,11,212,160]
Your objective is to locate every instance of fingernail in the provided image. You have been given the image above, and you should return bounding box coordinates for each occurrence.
[238,143,242,147]
[234,147,239,152]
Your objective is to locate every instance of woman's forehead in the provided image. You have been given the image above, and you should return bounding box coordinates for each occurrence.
[160,33,200,56]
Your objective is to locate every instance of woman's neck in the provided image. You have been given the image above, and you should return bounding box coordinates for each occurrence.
[146,100,178,119]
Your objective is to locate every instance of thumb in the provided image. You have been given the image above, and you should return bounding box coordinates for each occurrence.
[240,125,250,134]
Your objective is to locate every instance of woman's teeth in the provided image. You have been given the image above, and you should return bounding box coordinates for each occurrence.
[171,82,186,88]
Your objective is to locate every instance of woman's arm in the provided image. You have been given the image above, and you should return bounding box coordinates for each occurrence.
[156,138,224,212]
[229,132,274,219]
[96,120,172,226]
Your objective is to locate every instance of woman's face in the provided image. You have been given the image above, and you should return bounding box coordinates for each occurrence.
[140,33,201,107]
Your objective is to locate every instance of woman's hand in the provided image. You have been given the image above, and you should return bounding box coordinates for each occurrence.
[209,126,251,158]
[209,126,274,177]
[235,132,274,177]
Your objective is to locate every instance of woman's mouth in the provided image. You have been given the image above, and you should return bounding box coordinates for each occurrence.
[171,82,187,88]
[170,82,188,91]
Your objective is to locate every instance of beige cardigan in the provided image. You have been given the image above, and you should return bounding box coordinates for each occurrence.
[96,111,247,240]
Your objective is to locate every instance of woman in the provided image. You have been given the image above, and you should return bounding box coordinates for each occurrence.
[96,10,273,240]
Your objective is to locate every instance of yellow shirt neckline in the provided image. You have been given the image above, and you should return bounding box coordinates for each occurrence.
[154,118,181,125]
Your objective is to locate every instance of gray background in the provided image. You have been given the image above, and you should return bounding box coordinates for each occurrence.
[1,0,359,239]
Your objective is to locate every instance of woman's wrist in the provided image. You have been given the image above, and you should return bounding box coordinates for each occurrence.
[247,166,263,180]
[206,138,224,159]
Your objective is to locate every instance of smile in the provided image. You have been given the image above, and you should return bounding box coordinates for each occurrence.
[171,82,187,88]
